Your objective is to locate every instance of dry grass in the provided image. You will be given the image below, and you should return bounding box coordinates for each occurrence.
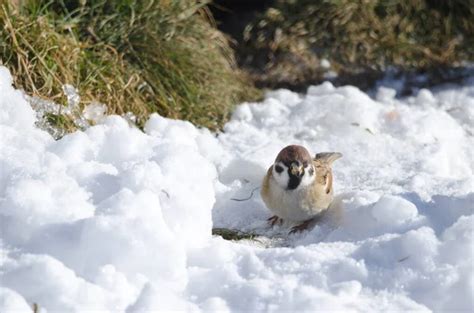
[240,0,474,89]
[0,0,260,132]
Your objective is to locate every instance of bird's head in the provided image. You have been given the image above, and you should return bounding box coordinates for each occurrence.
[272,145,315,190]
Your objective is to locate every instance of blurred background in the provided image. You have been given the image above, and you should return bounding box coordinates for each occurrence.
[1,0,473,134]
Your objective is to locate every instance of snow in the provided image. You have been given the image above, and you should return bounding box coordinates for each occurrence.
[1,65,473,312]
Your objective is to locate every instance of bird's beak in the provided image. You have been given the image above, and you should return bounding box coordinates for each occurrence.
[290,162,303,176]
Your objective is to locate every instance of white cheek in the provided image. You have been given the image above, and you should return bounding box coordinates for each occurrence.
[273,167,289,188]
[299,167,315,187]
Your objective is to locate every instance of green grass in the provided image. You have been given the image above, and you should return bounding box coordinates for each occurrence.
[0,0,260,132]
[212,228,259,241]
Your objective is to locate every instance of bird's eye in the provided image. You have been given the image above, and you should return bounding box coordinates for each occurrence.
[275,165,283,173]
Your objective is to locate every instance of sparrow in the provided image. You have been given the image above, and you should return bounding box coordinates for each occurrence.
[260,145,342,234]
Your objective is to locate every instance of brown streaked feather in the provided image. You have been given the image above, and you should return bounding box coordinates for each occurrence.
[312,161,331,186]
[310,153,338,207]
[313,152,341,194]
[303,160,334,211]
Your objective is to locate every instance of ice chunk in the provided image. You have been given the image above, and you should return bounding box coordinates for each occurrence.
[83,102,106,123]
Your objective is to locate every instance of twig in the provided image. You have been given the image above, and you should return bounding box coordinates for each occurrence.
[398,255,410,263]
[161,189,170,199]
[230,187,260,201]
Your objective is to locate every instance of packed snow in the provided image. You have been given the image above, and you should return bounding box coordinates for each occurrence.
[0,65,473,312]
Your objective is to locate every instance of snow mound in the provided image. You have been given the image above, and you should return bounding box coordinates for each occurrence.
[1,66,473,312]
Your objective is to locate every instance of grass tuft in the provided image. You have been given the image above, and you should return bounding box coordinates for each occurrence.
[212,228,259,241]
[1,0,259,131]
[240,0,474,89]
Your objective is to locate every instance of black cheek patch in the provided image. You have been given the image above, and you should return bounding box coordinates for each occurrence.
[309,168,314,176]
[275,165,283,173]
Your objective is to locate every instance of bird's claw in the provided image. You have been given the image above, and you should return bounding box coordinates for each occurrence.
[289,219,313,234]
[267,215,283,227]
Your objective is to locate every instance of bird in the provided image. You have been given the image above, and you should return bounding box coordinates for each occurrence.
[260,145,342,234]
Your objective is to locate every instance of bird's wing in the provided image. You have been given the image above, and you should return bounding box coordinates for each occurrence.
[312,161,332,194]
[313,152,341,194]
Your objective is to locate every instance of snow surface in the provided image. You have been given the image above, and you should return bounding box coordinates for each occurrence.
[1,65,473,312]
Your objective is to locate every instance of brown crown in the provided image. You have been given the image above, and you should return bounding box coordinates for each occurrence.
[275,145,312,166]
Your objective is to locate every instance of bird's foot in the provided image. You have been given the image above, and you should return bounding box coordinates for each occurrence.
[289,219,314,234]
[267,215,283,227]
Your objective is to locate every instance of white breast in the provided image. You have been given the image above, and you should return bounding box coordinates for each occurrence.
[266,178,328,222]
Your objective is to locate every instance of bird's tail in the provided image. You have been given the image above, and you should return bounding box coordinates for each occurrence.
[314,152,343,165]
